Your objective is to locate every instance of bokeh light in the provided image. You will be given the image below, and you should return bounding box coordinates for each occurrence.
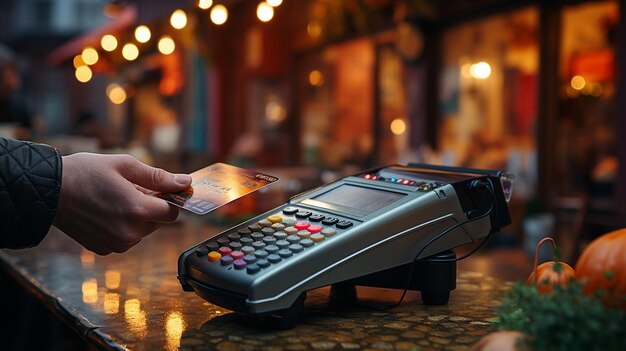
[158,36,176,55]
[107,84,127,104]
[135,25,151,43]
[170,9,188,29]
[122,43,139,61]
[210,5,228,25]
[257,2,274,22]
[75,66,92,83]
[469,62,491,79]
[198,0,213,10]
[73,55,86,69]
[81,47,99,65]
[101,34,118,51]
[267,0,283,6]
[309,70,324,87]
[571,75,586,90]
[390,118,407,135]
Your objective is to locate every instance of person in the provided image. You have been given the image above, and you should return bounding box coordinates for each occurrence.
[0,44,34,140]
[0,137,192,255]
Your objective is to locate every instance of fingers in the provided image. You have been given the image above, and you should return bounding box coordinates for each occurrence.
[134,193,180,224]
[117,155,192,193]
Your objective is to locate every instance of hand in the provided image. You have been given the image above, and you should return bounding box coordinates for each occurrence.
[53,153,192,255]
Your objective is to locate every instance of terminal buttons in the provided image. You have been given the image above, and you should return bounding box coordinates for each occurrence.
[202,207,359,275]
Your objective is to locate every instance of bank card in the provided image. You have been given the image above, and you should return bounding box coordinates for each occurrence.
[153,163,279,215]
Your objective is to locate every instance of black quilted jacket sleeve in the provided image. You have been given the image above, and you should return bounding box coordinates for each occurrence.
[0,138,62,248]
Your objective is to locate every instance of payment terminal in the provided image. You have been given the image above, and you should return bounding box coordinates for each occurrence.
[178,163,513,327]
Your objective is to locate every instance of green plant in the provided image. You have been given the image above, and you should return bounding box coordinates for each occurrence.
[495,281,626,351]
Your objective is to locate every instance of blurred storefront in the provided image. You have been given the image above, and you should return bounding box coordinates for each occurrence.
[1,0,625,254]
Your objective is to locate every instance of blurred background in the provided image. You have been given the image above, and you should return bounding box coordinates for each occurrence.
[0,0,624,264]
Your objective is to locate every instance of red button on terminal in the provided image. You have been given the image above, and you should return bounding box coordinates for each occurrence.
[231,251,244,260]
[294,221,310,230]
[218,247,232,256]
[307,225,322,234]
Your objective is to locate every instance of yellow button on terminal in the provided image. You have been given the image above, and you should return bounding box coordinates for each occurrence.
[207,251,221,262]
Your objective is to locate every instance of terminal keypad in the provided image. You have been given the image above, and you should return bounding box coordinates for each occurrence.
[201,207,355,275]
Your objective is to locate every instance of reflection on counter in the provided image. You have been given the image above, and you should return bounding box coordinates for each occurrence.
[1,224,513,350]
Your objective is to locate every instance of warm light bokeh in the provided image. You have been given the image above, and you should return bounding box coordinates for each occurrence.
[158,36,176,55]
[81,47,99,65]
[309,70,324,86]
[210,5,228,25]
[170,9,188,29]
[135,25,151,43]
[257,2,274,22]
[469,61,491,79]
[107,84,127,104]
[267,0,283,6]
[198,0,213,10]
[82,278,98,304]
[571,75,586,90]
[390,118,407,135]
[101,34,118,51]
[75,66,92,83]
[73,55,86,69]
[122,43,139,61]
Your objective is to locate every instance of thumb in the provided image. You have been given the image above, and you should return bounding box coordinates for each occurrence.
[118,156,192,192]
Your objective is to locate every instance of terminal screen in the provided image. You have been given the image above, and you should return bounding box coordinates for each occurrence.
[313,185,405,216]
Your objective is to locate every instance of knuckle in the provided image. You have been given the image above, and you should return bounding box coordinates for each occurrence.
[151,168,167,186]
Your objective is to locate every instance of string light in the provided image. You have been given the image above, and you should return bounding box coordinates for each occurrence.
[107,84,127,104]
[122,43,139,61]
[135,25,151,43]
[210,4,228,25]
[75,66,92,83]
[198,0,213,9]
[170,9,188,29]
[469,62,491,79]
[81,47,99,65]
[101,34,118,51]
[158,36,176,55]
[73,55,86,69]
[267,0,283,6]
[257,2,274,22]
[390,118,407,135]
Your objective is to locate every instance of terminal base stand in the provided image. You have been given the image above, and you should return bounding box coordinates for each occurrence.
[332,250,457,305]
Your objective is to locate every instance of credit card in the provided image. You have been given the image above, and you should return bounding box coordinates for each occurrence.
[152,163,279,215]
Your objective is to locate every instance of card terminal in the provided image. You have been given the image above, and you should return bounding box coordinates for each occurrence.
[178,163,513,328]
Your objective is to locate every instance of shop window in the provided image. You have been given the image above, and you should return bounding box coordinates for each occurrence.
[557,1,618,200]
[436,7,539,202]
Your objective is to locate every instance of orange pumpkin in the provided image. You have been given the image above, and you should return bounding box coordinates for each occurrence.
[527,237,575,293]
[575,228,626,309]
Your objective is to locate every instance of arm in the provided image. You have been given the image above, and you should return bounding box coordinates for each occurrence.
[0,137,61,248]
[1,138,192,254]
[53,153,191,255]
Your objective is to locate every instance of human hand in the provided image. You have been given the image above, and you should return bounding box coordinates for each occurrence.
[53,153,192,255]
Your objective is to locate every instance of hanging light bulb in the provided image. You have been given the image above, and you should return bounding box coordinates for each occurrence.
[75,66,92,83]
[170,9,188,29]
[101,34,118,51]
[158,36,176,55]
[210,4,228,25]
[267,0,283,6]
[122,43,139,61]
[198,0,213,10]
[81,47,99,65]
[134,25,151,43]
[73,55,86,68]
[257,2,274,22]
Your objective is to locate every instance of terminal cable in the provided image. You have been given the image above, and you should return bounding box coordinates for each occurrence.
[379,178,497,310]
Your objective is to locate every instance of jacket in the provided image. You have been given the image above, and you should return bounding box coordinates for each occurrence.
[0,137,62,248]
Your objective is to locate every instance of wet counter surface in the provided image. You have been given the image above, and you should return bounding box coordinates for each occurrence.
[0,224,512,351]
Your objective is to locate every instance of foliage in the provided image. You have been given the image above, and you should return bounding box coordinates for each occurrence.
[495,281,626,351]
